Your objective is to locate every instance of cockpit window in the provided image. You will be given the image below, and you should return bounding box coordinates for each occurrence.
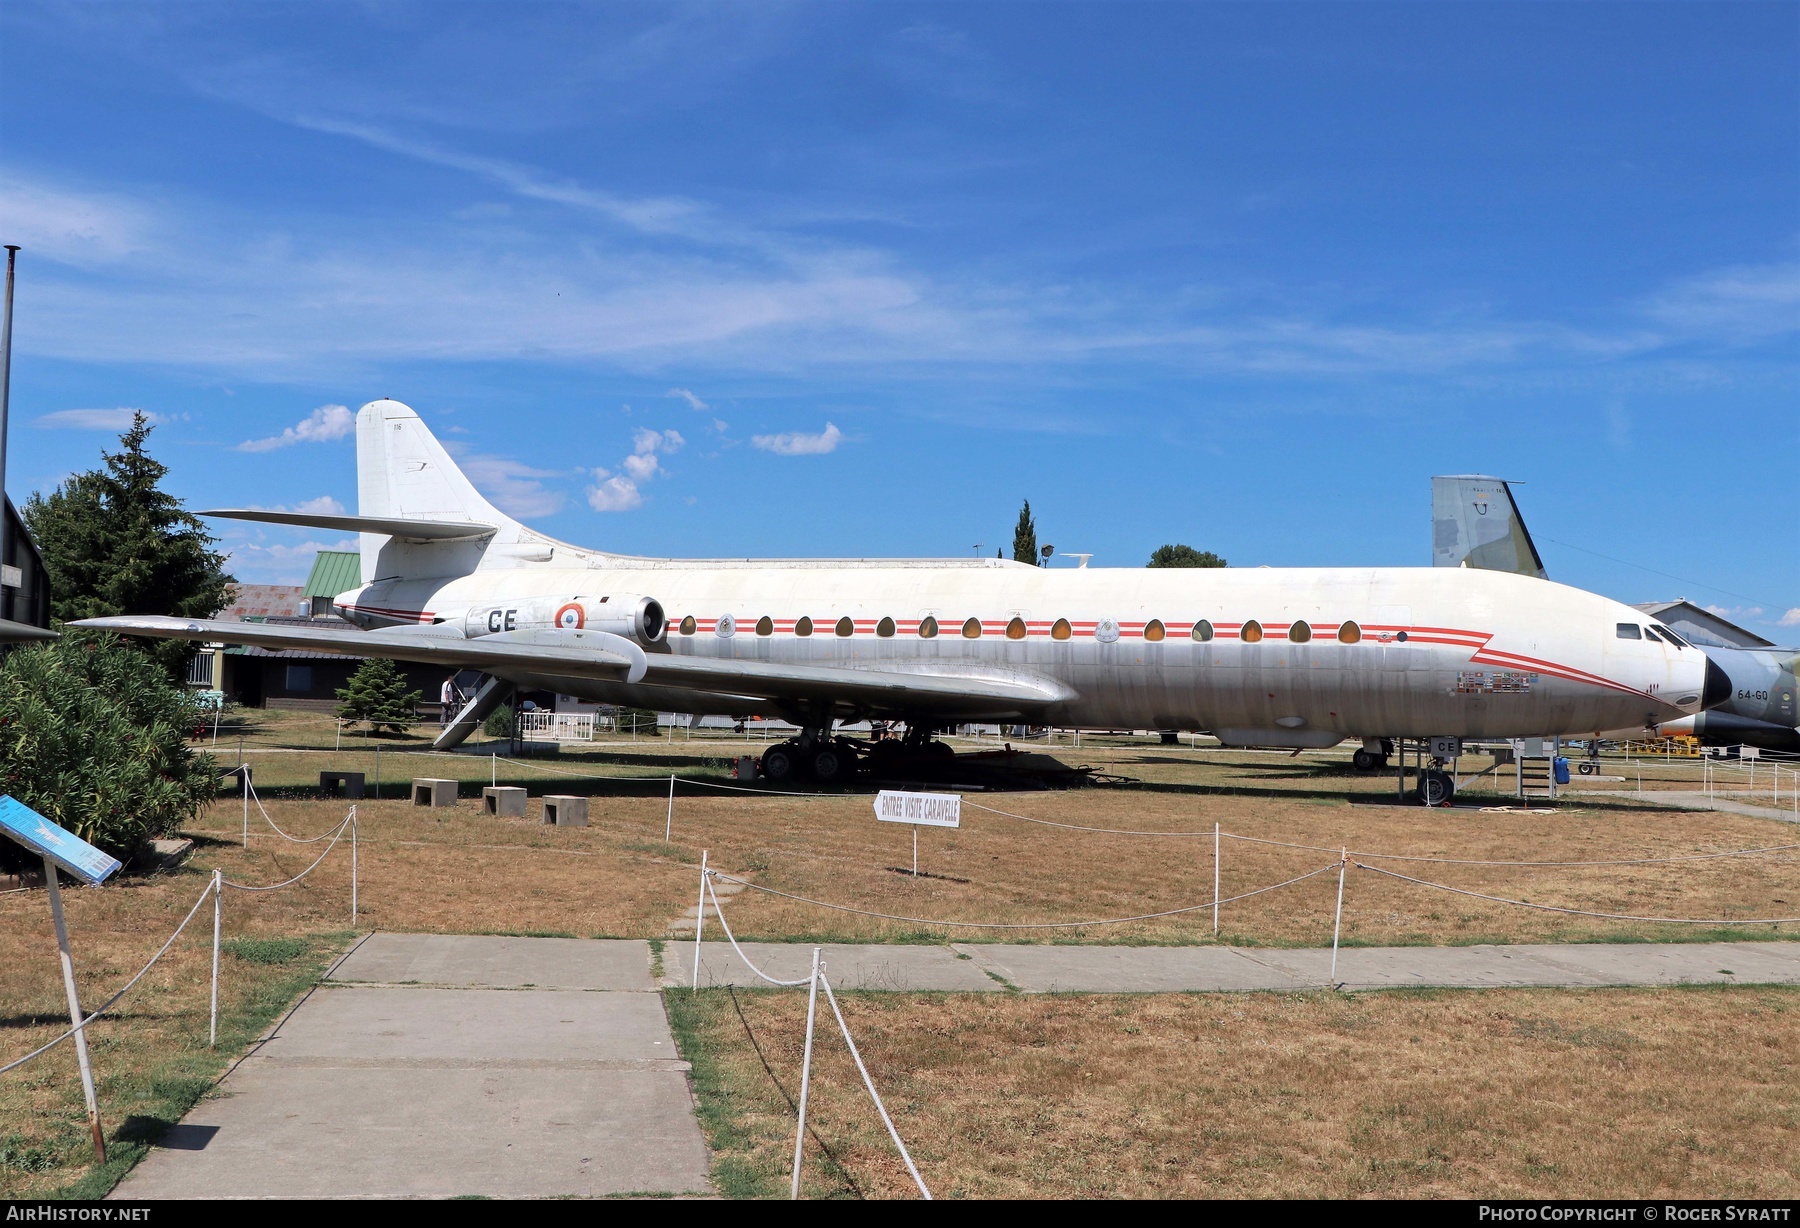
[1616,623,1642,640]
[1642,626,1663,643]
[1655,625,1688,647]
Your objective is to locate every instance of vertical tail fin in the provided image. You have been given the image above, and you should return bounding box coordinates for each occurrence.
[356,399,522,582]
[1431,475,1547,579]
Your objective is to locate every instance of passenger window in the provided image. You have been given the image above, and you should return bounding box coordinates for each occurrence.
[756,616,773,637]
[962,617,982,639]
[1143,619,1166,642]
[1240,620,1263,643]
[918,615,938,638]
[1288,621,1311,643]
[1191,620,1214,643]
[1006,617,1027,640]
[1616,623,1641,640]
[1051,618,1072,641]
[835,616,854,637]
[679,615,696,636]
[876,616,895,638]
[1338,621,1361,644]
[795,616,813,637]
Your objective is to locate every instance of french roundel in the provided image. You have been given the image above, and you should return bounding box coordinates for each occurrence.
[554,602,585,630]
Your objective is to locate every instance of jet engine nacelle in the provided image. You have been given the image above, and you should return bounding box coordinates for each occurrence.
[465,595,666,645]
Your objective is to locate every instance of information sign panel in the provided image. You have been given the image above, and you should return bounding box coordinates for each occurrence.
[873,790,961,828]
[0,796,122,884]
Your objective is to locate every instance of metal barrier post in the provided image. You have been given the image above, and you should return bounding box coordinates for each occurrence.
[666,774,676,842]
[691,850,708,990]
[1329,850,1347,986]
[44,859,104,1162]
[209,870,221,1048]
[1213,822,1220,935]
[790,946,822,1200]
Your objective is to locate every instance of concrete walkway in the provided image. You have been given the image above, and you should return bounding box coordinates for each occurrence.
[1590,789,1799,823]
[116,935,710,1199]
[670,938,1800,993]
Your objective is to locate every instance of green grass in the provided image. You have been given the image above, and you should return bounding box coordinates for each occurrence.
[220,935,310,964]
[32,930,352,1200]
[662,989,780,1199]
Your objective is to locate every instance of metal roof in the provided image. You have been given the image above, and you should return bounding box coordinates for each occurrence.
[302,551,361,599]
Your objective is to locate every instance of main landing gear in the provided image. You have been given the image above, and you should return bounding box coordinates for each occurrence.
[1352,738,1394,773]
[759,722,954,786]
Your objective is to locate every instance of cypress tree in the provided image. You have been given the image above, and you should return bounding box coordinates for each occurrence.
[1011,500,1038,565]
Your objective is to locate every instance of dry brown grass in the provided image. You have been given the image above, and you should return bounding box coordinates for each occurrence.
[165,724,1800,946]
[3,715,1794,1197]
[673,984,1800,1199]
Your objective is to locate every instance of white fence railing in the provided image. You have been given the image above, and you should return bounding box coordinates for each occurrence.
[517,712,596,742]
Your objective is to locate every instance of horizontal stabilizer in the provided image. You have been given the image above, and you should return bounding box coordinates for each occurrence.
[198,509,497,542]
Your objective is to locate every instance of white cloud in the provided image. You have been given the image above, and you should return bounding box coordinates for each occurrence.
[586,427,685,512]
[1704,604,1765,621]
[753,422,842,456]
[1643,260,1800,346]
[0,181,147,267]
[277,495,347,516]
[32,408,161,430]
[1780,608,1800,628]
[669,388,708,411]
[220,536,359,585]
[236,404,354,452]
[587,472,643,512]
[445,447,565,519]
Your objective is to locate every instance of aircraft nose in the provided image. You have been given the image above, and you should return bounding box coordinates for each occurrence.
[1702,655,1732,710]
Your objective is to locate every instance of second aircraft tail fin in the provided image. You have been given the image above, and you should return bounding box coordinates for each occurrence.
[1431,474,1547,579]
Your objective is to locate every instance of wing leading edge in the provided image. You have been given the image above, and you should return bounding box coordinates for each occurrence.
[70,616,1076,720]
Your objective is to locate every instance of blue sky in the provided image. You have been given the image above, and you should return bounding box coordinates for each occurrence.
[1,2,1795,630]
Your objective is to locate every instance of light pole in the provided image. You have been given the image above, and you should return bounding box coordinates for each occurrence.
[0,245,18,606]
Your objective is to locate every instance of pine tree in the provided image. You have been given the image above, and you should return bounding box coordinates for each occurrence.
[335,657,423,734]
[1148,543,1228,568]
[24,413,233,677]
[1012,500,1038,564]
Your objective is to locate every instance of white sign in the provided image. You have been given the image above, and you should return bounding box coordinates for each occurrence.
[0,565,20,589]
[873,790,961,828]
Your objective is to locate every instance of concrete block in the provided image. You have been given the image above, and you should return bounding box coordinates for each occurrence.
[482,786,527,817]
[412,778,458,807]
[320,770,365,799]
[542,795,588,827]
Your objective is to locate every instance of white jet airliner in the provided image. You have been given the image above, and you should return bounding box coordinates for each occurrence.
[78,400,1727,804]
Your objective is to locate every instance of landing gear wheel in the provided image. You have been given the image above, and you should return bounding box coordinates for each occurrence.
[1578,761,1596,776]
[761,745,797,784]
[810,746,846,784]
[1352,748,1386,772]
[1417,768,1455,807]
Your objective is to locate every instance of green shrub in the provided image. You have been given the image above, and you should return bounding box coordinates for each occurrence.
[483,705,515,738]
[334,657,421,734]
[0,633,217,863]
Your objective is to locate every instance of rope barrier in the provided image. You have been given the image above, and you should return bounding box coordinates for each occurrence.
[1351,843,1800,868]
[221,815,353,892]
[709,863,1340,930]
[0,880,216,1076]
[1353,861,1800,925]
[246,778,344,843]
[702,875,814,987]
[818,972,932,1200]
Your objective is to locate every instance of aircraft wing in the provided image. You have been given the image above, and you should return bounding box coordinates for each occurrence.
[73,616,650,683]
[71,616,1076,717]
